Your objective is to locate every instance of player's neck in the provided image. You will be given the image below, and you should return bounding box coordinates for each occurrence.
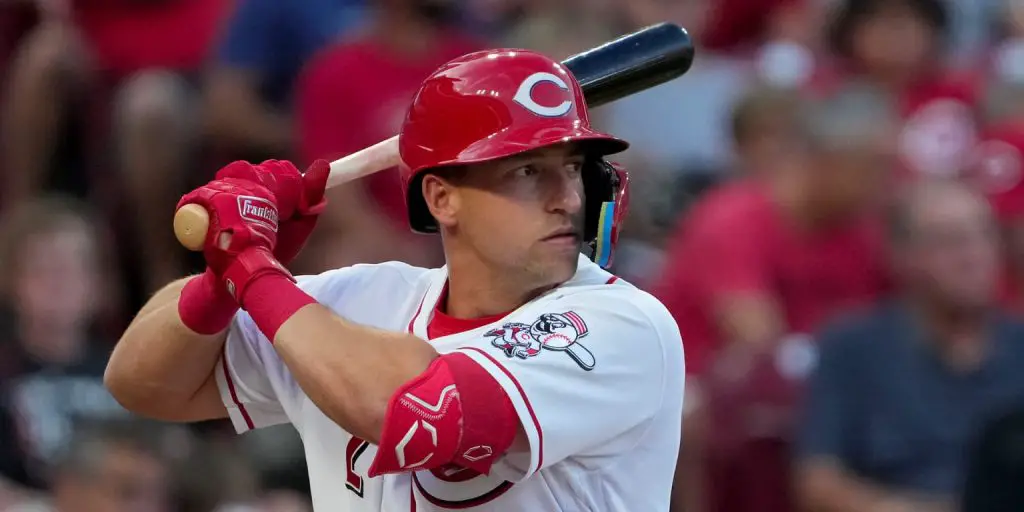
[443,255,552,320]
[445,274,549,320]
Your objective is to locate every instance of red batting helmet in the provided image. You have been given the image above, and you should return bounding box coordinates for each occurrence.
[398,48,631,268]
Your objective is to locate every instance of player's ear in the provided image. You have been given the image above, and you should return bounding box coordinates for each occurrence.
[421,169,462,229]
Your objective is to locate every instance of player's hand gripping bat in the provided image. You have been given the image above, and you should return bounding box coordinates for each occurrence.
[173,22,695,251]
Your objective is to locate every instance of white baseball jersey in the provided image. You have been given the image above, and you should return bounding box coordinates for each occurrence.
[215,254,685,511]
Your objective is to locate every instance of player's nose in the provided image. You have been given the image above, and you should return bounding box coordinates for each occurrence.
[544,167,584,214]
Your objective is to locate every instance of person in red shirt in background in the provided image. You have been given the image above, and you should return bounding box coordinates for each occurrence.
[0,0,232,293]
[814,0,983,182]
[655,84,897,512]
[295,0,482,271]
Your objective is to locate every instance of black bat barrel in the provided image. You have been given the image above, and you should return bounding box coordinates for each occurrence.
[563,22,695,108]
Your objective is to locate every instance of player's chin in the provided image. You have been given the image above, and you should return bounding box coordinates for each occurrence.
[532,242,580,280]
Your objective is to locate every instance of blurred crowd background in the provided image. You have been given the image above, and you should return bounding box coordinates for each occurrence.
[6,0,1024,511]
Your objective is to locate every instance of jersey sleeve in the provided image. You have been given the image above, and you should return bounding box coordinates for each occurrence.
[216,307,287,433]
[449,287,684,480]
[216,265,405,434]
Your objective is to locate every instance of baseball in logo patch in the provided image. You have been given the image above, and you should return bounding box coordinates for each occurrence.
[484,312,595,370]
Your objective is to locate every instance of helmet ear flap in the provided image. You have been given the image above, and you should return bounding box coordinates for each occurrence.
[582,159,629,268]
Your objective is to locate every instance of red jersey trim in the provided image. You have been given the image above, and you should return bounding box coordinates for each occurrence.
[408,291,429,334]
[412,473,514,509]
[220,346,254,431]
[460,347,544,475]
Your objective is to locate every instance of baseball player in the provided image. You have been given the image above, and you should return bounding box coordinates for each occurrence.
[105,49,685,511]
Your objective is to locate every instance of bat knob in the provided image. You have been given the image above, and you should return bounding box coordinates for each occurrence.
[173,204,210,251]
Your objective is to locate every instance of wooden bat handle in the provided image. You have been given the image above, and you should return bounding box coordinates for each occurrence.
[173,136,400,251]
[174,204,210,251]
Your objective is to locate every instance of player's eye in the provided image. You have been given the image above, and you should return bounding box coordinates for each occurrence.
[565,161,583,177]
[512,165,540,178]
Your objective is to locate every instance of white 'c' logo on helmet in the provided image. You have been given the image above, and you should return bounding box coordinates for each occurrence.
[513,72,572,117]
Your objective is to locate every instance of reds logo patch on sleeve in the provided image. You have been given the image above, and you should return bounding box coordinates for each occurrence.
[484,312,596,370]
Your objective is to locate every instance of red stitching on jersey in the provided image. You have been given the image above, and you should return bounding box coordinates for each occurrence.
[461,347,544,473]
[220,346,254,430]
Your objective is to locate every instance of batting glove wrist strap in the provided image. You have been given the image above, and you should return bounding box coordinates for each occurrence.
[225,249,315,342]
[222,247,292,304]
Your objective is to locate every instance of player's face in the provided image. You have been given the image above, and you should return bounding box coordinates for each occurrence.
[447,144,587,286]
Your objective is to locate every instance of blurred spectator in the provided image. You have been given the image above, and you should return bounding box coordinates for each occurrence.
[0,195,126,493]
[600,0,823,286]
[613,86,806,288]
[497,0,621,60]
[795,178,1024,512]
[605,0,821,180]
[654,84,897,512]
[603,0,753,180]
[294,0,482,271]
[202,0,367,162]
[5,419,173,512]
[728,85,806,178]
[818,0,982,181]
[0,0,232,293]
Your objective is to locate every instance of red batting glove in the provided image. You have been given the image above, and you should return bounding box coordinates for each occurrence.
[177,177,289,295]
[277,159,329,264]
[176,177,318,342]
[175,158,328,338]
[214,159,330,265]
[176,177,284,334]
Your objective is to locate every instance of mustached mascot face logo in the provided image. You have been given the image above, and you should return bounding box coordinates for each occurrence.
[485,311,596,370]
[513,72,573,117]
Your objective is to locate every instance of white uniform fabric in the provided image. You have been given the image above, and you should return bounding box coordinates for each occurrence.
[215,255,685,511]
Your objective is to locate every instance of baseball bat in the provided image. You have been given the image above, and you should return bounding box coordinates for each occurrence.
[173,22,695,251]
